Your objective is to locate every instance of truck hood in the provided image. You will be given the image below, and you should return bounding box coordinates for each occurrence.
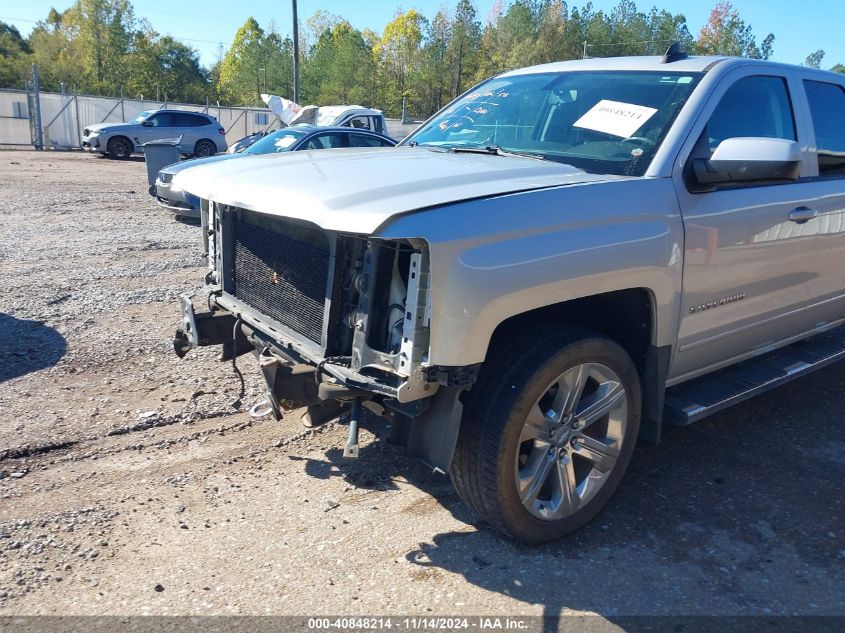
[174,147,625,234]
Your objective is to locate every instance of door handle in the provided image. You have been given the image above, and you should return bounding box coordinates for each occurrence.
[789,207,818,224]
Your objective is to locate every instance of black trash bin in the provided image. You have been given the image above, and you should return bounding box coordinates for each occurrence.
[143,136,182,192]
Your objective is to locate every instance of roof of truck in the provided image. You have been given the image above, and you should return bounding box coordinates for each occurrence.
[498,55,845,79]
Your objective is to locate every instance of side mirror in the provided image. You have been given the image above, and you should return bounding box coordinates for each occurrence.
[693,137,802,186]
[142,120,154,127]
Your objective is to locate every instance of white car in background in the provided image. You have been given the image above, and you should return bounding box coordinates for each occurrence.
[227,105,388,153]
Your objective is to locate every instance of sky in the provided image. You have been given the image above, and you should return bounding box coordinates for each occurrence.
[2,0,843,69]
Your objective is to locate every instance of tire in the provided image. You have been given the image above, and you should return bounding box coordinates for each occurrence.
[194,139,216,158]
[107,136,132,160]
[451,327,641,543]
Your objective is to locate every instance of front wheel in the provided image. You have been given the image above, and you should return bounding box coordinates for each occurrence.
[451,328,641,543]
[107,136,132,160]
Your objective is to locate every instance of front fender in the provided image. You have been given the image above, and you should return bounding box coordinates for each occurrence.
[378,177,684,366]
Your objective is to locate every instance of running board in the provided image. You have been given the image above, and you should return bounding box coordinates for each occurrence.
[664,326,845,426]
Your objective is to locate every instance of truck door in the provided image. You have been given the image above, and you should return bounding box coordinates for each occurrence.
[794,76,845,326]
[671,69,845,381]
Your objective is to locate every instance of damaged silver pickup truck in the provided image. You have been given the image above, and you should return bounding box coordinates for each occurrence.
[173,49,845,543]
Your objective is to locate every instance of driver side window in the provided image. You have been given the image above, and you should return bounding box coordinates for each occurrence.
[703,75,796,155]
[147,113,174,128]
[684,75,798,191]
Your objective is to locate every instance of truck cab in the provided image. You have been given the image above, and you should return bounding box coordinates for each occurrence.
[289,105,388,135]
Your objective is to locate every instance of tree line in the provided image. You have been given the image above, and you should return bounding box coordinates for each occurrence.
[1,0,843,118]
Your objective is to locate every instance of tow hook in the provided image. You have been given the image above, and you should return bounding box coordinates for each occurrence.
[343,397,363,458]
[249,400,274,419]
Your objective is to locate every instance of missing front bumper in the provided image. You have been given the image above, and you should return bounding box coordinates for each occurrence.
[173,292,467,471]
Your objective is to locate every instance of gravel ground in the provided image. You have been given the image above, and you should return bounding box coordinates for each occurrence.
[0,151,843,624]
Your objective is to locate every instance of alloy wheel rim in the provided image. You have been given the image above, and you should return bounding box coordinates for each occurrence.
[514,362,627,521]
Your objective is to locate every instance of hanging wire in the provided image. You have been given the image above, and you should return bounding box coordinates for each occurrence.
[231,318,245,409]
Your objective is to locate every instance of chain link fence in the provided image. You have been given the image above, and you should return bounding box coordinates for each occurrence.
[0,87,420,150]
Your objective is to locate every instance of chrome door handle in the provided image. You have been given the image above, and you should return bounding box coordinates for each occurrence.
[789,207,818,224]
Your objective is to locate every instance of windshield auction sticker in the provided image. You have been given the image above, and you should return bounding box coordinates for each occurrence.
[573,99,658,138]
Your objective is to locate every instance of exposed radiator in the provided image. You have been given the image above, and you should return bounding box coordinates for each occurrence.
[230,212,330,344]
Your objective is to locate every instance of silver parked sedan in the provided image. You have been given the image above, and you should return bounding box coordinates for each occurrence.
[151,125,396,217]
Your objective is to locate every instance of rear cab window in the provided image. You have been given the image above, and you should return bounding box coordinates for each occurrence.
[346,116,372,130]
[803,79,845,177]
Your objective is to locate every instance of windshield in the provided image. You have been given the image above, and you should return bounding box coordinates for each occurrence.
[132,110,154,123]
[405,71,702,176]
[245,129,308,154]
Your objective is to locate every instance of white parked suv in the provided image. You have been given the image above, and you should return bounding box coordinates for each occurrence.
[171,47,845,543]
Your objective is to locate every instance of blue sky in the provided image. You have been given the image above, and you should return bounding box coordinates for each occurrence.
[2,0,843,69]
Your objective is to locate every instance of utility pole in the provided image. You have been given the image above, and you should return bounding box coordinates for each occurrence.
[292,0,300,103]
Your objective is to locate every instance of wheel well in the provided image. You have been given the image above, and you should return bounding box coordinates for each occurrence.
[410,289,658,473]
[195,138,214,150]
[487,288,654,374]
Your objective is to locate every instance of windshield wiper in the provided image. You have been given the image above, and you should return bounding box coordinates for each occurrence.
[449,144,546,161]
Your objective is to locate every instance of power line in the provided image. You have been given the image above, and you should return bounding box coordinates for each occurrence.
[585,38,680,48]
[1,12,231,27]
[161,35,230,46]
[0,16,38,24]
[0,15,229,48]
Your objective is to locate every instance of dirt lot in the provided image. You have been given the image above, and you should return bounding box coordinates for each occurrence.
[0,151,843,623]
